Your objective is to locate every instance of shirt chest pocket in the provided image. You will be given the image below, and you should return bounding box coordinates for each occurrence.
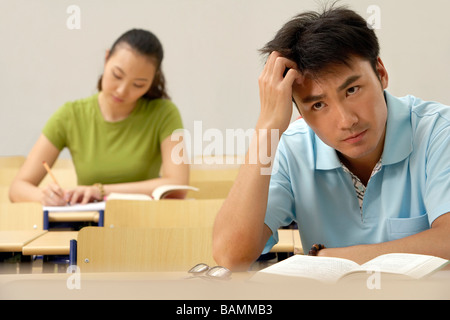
[387,214,430,241]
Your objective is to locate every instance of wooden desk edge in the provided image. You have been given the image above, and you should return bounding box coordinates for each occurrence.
[22,231,78,256]
[48,211,99,223]
[0,230,48,252]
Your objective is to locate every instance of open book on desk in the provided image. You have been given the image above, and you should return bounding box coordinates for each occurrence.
[107,184,199,201]
[251,253,449,284]
[43,185,199,212]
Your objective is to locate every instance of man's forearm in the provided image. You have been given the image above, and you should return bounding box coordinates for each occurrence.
[319,213,450,264]
[213,129,279,270]
[213,52,302,270]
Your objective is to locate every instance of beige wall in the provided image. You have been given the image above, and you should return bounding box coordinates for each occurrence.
[1,0,449,158]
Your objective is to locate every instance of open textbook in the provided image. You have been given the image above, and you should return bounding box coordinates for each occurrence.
[108,184,199,201]
[43,184,199,212]
[252,253,449,284]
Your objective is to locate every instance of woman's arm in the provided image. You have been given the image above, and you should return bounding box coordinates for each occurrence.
[9,134,65,206]
[64,134,190,204]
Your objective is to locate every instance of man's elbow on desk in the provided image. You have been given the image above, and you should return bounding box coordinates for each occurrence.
[213,221,272,271]
[213,247,257,272]
[212,235,261,271]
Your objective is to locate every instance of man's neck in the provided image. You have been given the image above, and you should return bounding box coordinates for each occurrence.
[338,154,379,186]
[338,124,386,186]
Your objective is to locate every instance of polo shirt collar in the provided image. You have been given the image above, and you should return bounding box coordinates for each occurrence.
[382,91,413,165]
[314,90,413,170]
[315,135,341,170]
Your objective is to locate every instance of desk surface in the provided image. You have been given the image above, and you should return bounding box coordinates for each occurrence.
[22,231,78,256]
[0,269,449,300]
[0,230,47,252]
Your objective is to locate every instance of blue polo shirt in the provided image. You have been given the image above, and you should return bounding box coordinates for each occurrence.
[263,91,450,254]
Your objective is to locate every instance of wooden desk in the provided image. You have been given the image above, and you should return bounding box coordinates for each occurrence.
[293,230,303,254]
[22,231,78,256]
[0,230,47,252]
[48,211,99,223]
[270,229,294,253]
[270,229,303,254]
[1,269,449,300]
[44,210,104,229]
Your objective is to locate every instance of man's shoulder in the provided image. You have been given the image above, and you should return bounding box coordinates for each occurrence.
[283,118,311,137]
[278,118,327,164]
[387,91,450,121]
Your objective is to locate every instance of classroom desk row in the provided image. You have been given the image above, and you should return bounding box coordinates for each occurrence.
[0,230,78,268]
[0,228,301,268]
[1,200,302,273]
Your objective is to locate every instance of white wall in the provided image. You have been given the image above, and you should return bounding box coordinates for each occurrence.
[1,0,450,158]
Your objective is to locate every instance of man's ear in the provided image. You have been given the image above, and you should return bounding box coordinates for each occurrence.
[376,57,389,90]
[293,98,300,113]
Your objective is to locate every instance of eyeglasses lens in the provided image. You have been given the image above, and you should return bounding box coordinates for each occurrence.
[205,266,231,279]
[188,263,210,274]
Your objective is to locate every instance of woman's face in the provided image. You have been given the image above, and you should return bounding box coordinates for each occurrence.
[101,44,157,109]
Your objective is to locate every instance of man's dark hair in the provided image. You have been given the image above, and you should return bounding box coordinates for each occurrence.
[260,4,380,77]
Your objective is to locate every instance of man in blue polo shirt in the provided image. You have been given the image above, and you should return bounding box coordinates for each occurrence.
[213,5,450,270]
[263,90,449,256]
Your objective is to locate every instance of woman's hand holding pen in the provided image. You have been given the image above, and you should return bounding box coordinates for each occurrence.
[41,184,102,206]
[40,161,102,206]
[257,51,303,134]
[41,160,69,206]
[64,185,103,205]
[41,183,68,206]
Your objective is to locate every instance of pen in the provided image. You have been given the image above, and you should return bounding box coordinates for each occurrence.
[43,161,69,205]
[42,161,61,188]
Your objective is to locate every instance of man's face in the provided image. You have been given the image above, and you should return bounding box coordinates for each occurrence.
[292,56,389,167]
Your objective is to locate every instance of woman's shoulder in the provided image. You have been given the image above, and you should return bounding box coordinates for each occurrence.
[63,93,98,109]
[46,94,96,121]
[139,97,177,110]
[137,98,181,118]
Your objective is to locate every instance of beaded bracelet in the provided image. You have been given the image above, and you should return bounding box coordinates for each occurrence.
[93,183,105,199]
[308,243,326,256]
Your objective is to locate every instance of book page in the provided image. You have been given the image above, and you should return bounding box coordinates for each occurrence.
[152,185,199,200]
[256,255,360,283]
[43,201,106,212]
[107,193,152,201]
[359,253,448,279]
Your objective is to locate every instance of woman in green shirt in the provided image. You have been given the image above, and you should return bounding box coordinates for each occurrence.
[10,29,189,206]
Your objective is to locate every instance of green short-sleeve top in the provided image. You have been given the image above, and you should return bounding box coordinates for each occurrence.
[42,94,183,185]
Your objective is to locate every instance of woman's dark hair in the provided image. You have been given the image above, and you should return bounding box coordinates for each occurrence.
[97,28,170,100]
[260,4,380,77]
